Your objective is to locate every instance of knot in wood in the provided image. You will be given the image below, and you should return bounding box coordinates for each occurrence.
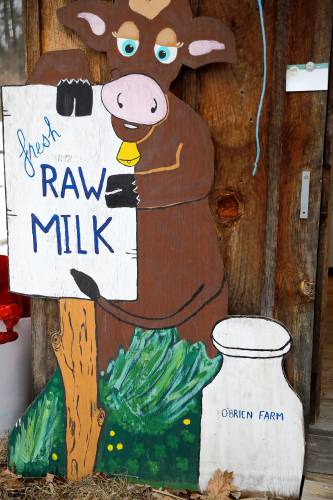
[50,329,62,351]
[97,409,106,427]
[299,280,316,302]
[215,191,243,227]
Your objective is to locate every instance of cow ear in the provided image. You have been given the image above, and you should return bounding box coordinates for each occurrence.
[182,17,236,69]
[57,0,111,52]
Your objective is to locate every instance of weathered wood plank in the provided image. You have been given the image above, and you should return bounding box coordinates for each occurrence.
[312,29,333,422]
[31,299,58,396]
[274,0,333,423]
[260,0,290,317]
[302,475,333,500]
[199,0,276,315]
[24,0,41,78]
[305,431,333,475]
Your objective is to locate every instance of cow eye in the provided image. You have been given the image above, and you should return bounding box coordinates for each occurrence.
[154,45,178,64]
[117,38,139,57]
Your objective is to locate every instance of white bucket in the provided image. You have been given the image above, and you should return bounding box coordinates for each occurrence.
[0,318,32,437]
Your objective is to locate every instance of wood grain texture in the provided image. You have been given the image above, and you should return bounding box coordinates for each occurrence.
[313,277,333,434]
[274,0,333,423]
[306,431,333,475]
[302,474,333,500]
[53,300,104,480]
[24,0,41,78]
[312,30,333,421]
[31,299,58,397]
[200,0,274,315]
[260,0,290,317]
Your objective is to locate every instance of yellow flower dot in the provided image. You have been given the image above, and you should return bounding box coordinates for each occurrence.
[109,430,116,437]
[51,453,58,461]
[107,444,114,452]
[183,419,191,426]
[117,443,124,451]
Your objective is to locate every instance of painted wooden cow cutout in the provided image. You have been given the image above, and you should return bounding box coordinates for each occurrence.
[6,2,306,495]
[29,0,236,368]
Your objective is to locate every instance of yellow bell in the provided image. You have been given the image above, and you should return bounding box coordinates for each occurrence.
[117,142,141,167]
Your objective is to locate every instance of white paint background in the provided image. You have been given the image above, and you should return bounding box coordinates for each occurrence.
[2,85,137,300]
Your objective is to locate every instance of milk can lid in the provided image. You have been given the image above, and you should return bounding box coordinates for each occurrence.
[212,316,292,359]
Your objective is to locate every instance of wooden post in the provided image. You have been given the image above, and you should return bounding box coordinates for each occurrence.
[51,300,105,480]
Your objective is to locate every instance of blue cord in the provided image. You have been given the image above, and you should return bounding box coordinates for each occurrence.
[252,0,267,176]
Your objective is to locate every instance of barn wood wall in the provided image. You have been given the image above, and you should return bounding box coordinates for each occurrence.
[25,0,333,424]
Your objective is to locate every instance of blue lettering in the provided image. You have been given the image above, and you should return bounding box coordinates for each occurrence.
[31,214,62,255]
[42,134,50,148]
[44,116,61,142]
[61,167,80,199]
[17,129,35,177]
[246,411,253,420]
[61,215,72,254]
[93,216,114,254]
[76,215,87,255]
[35,142,42,155]
[276,412,284,421]
[41,164,58,198]
[79,167,107,201]
[17,116,61,178]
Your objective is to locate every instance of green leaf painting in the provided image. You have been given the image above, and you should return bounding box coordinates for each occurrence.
[8,328,221,490]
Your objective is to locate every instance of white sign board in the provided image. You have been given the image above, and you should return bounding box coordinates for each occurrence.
[2,85,137,300]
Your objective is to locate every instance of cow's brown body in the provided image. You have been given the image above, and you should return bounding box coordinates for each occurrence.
[29,0,235,368]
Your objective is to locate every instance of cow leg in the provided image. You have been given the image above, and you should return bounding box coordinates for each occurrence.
[95,305,135,371]
[178,283,228,358]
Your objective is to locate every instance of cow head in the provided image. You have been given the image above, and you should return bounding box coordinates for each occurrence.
[58,0,236,142]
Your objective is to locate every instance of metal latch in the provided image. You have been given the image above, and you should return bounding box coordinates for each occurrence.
[300,171,311,220]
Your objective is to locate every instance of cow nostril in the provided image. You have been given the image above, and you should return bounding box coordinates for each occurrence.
[117,93,123,109]
[151,98,158,114]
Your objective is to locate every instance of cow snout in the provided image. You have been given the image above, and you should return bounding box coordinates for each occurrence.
[102,74,168,126]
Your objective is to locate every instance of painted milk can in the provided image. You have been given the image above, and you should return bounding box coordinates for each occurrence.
[199,316,305,498]
[0,318,32,437]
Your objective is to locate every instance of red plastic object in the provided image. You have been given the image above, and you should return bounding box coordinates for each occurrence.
[0,256,30,344]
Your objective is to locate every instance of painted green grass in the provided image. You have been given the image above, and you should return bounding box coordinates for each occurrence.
[8,328,221,488]
[8,370,66,477]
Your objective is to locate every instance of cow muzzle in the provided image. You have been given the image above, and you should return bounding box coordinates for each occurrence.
[102,74,168,126]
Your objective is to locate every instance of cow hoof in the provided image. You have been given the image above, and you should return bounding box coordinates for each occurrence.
[56,80,93,117]
[105,174,138,209]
